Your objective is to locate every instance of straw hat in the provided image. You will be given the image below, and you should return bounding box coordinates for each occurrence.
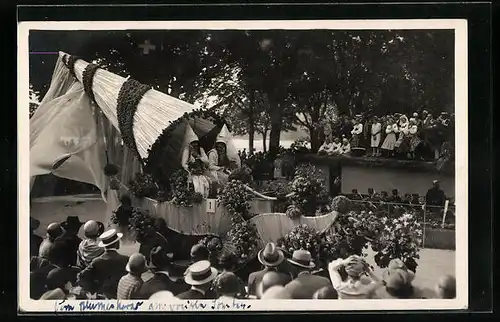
[98,229,123,247]
[287,249,315,269]
[257,242,285,267]
[184,260,218,286]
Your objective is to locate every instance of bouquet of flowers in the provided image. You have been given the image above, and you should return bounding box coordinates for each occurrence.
[287,164,328,216]
[169,169,201,207]
[129,173,159,199]
[218,179,253,220]
[188,158,207,176]
[198,235,224,264]
[225,220,260,262]
[277,224,322,259]
[371,212,423,272]
[128,208,156,243]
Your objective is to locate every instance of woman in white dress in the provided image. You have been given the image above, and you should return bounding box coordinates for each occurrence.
[181,124,211,198]
[381,118,398,157]
[207,124,241,186]
[370,116,382,157]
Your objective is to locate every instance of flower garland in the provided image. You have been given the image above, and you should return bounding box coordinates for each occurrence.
[218,179,253,220]
[225,219,260,263]
[169,169,203,207]
[129,173,159,199]
[65,55,80,79]
[82,63,100,104]
[277,224,322,259]
[116,78,151,161]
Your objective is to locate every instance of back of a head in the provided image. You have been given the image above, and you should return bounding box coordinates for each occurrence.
[436,275,456,299]
[218,252,238,271]
[261,286,292,299]
[262,271,282,291]
[190,244,209,262]
[313,286,338,299]
[149,291,175,300]
[46,267,70,290]
[120,195,132,206]
[47,223,63,240]
[215,272,240,296]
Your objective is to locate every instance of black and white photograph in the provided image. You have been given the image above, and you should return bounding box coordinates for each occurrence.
[19,20,468,311]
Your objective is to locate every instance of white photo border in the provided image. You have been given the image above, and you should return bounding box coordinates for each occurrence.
[18,19,468,312]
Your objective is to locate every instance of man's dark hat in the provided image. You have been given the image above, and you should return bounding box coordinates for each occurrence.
[61,216,84,231]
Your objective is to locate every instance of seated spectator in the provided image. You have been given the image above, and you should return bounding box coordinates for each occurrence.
[380,191,389,201]
[77,220,105,269]
[248,243,291,297]
[78,229,129,299]
[40,267,74,300]
[54,216,83,267]
[30,217,42,258]
[435,274,456,299]
[214,271,241,300]
[177,260,218,300]
[340,138,351,155]
[261,285,292,299]
[313,285,339,299]
[389,189,402,203]
[317,136,335,155]
[39,222,63,260]
[136,246,189,298]
[256,271,284,299]
[375,259,432,299]
[117,253,147,299]
[331,137,342,155]
[284,250,332,299]
[328,255,383,299]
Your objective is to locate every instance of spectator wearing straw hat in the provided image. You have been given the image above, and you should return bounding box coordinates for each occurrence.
[117,253,147,299]
[328,255,383,299]
[284,250,332,299]
[78,229,129,299]
[247,243,291,297]
[39,222,63,260]
[76,220,105,269]
[136,246,189,299]
[30,217,42,258]
[177,260,218,300]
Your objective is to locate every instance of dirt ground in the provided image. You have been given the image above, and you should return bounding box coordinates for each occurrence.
[29,196,456,289]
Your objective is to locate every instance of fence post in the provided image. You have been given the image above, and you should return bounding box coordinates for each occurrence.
[441,200,449,229]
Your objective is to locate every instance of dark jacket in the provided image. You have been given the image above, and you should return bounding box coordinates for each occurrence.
[247,267,292,296]
[284,272,333,299]
[136,272,190,299]
[426,187,446,207]
[30,264,78,300]
[78,249,129,299]
[177,288,210,300]
[31,233,43,258]
[53,231,82,267]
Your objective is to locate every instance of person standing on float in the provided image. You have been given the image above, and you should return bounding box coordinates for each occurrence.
[207,124,241,186]
[180,124,210,199]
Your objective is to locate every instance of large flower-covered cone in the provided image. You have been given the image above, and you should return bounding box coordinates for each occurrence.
[65,52,222,168]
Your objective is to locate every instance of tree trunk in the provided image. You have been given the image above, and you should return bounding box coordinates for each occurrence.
[262,129,268,153]
[268,99,282,158]
[248,90,255,153]
[309,126,323,153]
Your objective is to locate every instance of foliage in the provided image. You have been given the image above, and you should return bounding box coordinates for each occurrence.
[289,137,311,152]
[169,169,202,207]
[287,163,329,216]
[225,220,260,263]
[128,208,156,243]
[188,158,208,176]
[227,165,253,184]
[330,195,353,214]
[371,213,423,273]
[129,173,158,199]
[277,224,322,259]
[218,179,253,220]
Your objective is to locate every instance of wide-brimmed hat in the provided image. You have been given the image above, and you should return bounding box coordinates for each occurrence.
[126,253,147,274]
[287,249,315,269]
[30,217,40,230]
[61,216,84,231]
[184,260,218,286]
[258,243,285,267]
[98,229,123,247]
